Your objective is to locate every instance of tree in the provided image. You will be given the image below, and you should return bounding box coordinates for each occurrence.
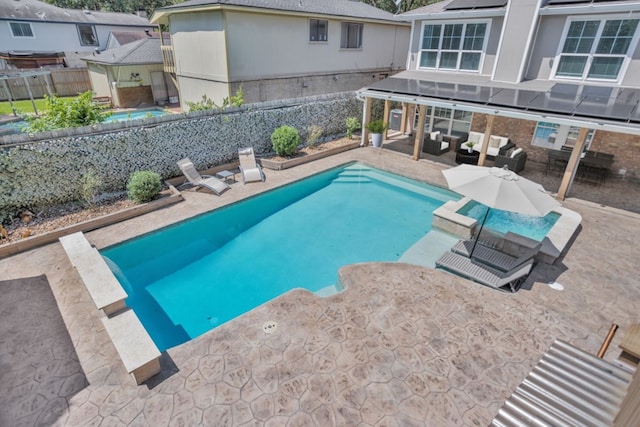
[44,0,176,20]
[21,91,111,133]
[360,0,443,14]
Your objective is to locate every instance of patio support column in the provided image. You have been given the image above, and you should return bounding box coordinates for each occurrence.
[383,99,391,140]
[361,96,372,147]
[478,114,495,166]
[400,103,409,134]
[557,127,589,200]
[412,105,427,161]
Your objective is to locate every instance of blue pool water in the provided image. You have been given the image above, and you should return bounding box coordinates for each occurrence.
[102,164,458,350]
[104,109,167,122]
[0,109,167,136]
[458,200,560,241]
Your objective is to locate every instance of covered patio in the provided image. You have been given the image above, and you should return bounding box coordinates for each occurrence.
[357,71,640,202]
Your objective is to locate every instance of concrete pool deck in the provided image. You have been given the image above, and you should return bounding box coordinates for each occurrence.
[1,146,639,426]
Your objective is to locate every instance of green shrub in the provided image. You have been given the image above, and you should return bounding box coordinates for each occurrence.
[345,117,360,139]
[271,125,300,156]
[80,171,102,208]
[127,171,161,203]
[365,119,388,134]
[306,125,323,148]
[20,91,111,133]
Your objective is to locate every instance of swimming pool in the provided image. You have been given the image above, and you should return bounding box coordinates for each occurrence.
[103,109,167,122]
[102,164,458,350]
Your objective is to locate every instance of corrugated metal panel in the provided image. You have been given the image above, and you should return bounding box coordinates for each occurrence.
[491,340,635,427]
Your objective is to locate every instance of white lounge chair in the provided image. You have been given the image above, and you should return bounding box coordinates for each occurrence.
[177,158,230,195]
[238,147,265,184]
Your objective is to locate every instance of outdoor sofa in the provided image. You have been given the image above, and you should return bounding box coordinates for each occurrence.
[457,131,515,159]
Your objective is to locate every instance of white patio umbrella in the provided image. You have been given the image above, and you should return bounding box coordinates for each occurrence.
[442,164,560,255]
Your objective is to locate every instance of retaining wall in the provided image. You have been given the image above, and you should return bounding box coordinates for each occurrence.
[0,92,362,222]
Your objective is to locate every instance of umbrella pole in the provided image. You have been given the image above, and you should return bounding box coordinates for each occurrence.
[470,206,491,257]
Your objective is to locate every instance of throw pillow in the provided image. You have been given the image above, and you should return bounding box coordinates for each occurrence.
[511,147,523,158]
[489,136,502,148]
[468,133,481,144]
[430,131,440,140]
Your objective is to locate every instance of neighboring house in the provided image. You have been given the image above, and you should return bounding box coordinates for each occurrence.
[359,0,640,199]
[82,35,178,108]
[0,0,154,69]
[150,0,410,108]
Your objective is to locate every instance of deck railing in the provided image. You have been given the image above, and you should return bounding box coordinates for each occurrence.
[161,45,176,74]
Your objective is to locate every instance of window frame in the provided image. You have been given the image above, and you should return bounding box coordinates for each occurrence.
[340,22,363,50]
[309,19,328,42]
[77,24,99,46]
[9,21,35,38]
[552,15,640,83]
[413,105,473,138]
[418,20,490,73]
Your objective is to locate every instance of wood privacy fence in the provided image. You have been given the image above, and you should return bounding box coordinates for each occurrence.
[0,69,92,101]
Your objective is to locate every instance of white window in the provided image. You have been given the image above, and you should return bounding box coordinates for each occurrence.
[414,106,472,138]
[341,22,362,49]
[419,22,488,72]
[77,24,98,46]
[310,19,328,42]
[9,22,34,38]
[554,18,639,81]
[532,122,594,150]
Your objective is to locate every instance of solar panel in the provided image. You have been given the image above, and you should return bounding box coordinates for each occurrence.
[364,76,640,126]
[444,0,507,10]
[486,88,541,109]
[546,0,592,5]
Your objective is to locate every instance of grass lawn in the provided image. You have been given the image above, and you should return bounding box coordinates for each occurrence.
[0,97,75,115]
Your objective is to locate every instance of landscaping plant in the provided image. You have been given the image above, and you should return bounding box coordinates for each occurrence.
[20,91,111,133]
[365,119,388,134]
[346,117,360,139]
[80,171,102,208]
[127,171,162,203]
[271,125,300,156]
[306,125,323,148]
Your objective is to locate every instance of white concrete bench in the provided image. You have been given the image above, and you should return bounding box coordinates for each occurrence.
[101,310,161,384]
[59,232,127,316]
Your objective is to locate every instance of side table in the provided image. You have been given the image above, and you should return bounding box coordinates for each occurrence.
[215,170,236,183]
[455,149,480,165]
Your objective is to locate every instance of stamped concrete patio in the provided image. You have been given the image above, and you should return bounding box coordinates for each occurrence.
[1,147,638,426]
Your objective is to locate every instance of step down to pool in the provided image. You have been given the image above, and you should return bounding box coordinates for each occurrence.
[338,168,456,203]
[331,177,373,184]
[315,283,343,297]
[399,229,460,269]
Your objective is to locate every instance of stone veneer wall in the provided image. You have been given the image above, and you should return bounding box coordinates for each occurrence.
[0,92,362,222]
[471,113,639,179]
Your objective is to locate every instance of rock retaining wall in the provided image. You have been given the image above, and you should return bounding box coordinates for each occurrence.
[0,92,362,222]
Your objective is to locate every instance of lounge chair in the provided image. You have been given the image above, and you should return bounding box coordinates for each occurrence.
[435,251,533,292]
[238,147,265,184]
[451,239,541,272]
[177,158,230,195]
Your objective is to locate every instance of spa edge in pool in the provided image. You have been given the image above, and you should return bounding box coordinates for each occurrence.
[102,163,565,351]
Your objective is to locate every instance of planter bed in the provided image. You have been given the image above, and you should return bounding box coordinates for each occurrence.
[0,184,183,258]
[261,141,360,171]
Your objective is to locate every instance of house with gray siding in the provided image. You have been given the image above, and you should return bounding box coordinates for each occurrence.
[150,0,410,108]
[0,0,153,69]
[360,0,640,200]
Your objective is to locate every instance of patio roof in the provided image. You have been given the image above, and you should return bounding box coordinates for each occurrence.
[358,74,640,136]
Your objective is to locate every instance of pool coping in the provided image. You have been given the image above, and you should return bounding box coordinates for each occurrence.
[432,196,582,264]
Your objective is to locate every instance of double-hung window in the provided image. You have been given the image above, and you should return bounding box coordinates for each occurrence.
[419,22,487,72]
[77,24,98,46]
[555,18,639,81]
[10,22,34,38]
[310,19,328,42]
[341,22,363,49]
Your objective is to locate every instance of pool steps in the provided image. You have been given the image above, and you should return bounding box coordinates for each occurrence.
[59,232,161,385]
[335,166,457,203]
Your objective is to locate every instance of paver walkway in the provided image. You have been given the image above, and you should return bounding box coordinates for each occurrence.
[0,147,638,426]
